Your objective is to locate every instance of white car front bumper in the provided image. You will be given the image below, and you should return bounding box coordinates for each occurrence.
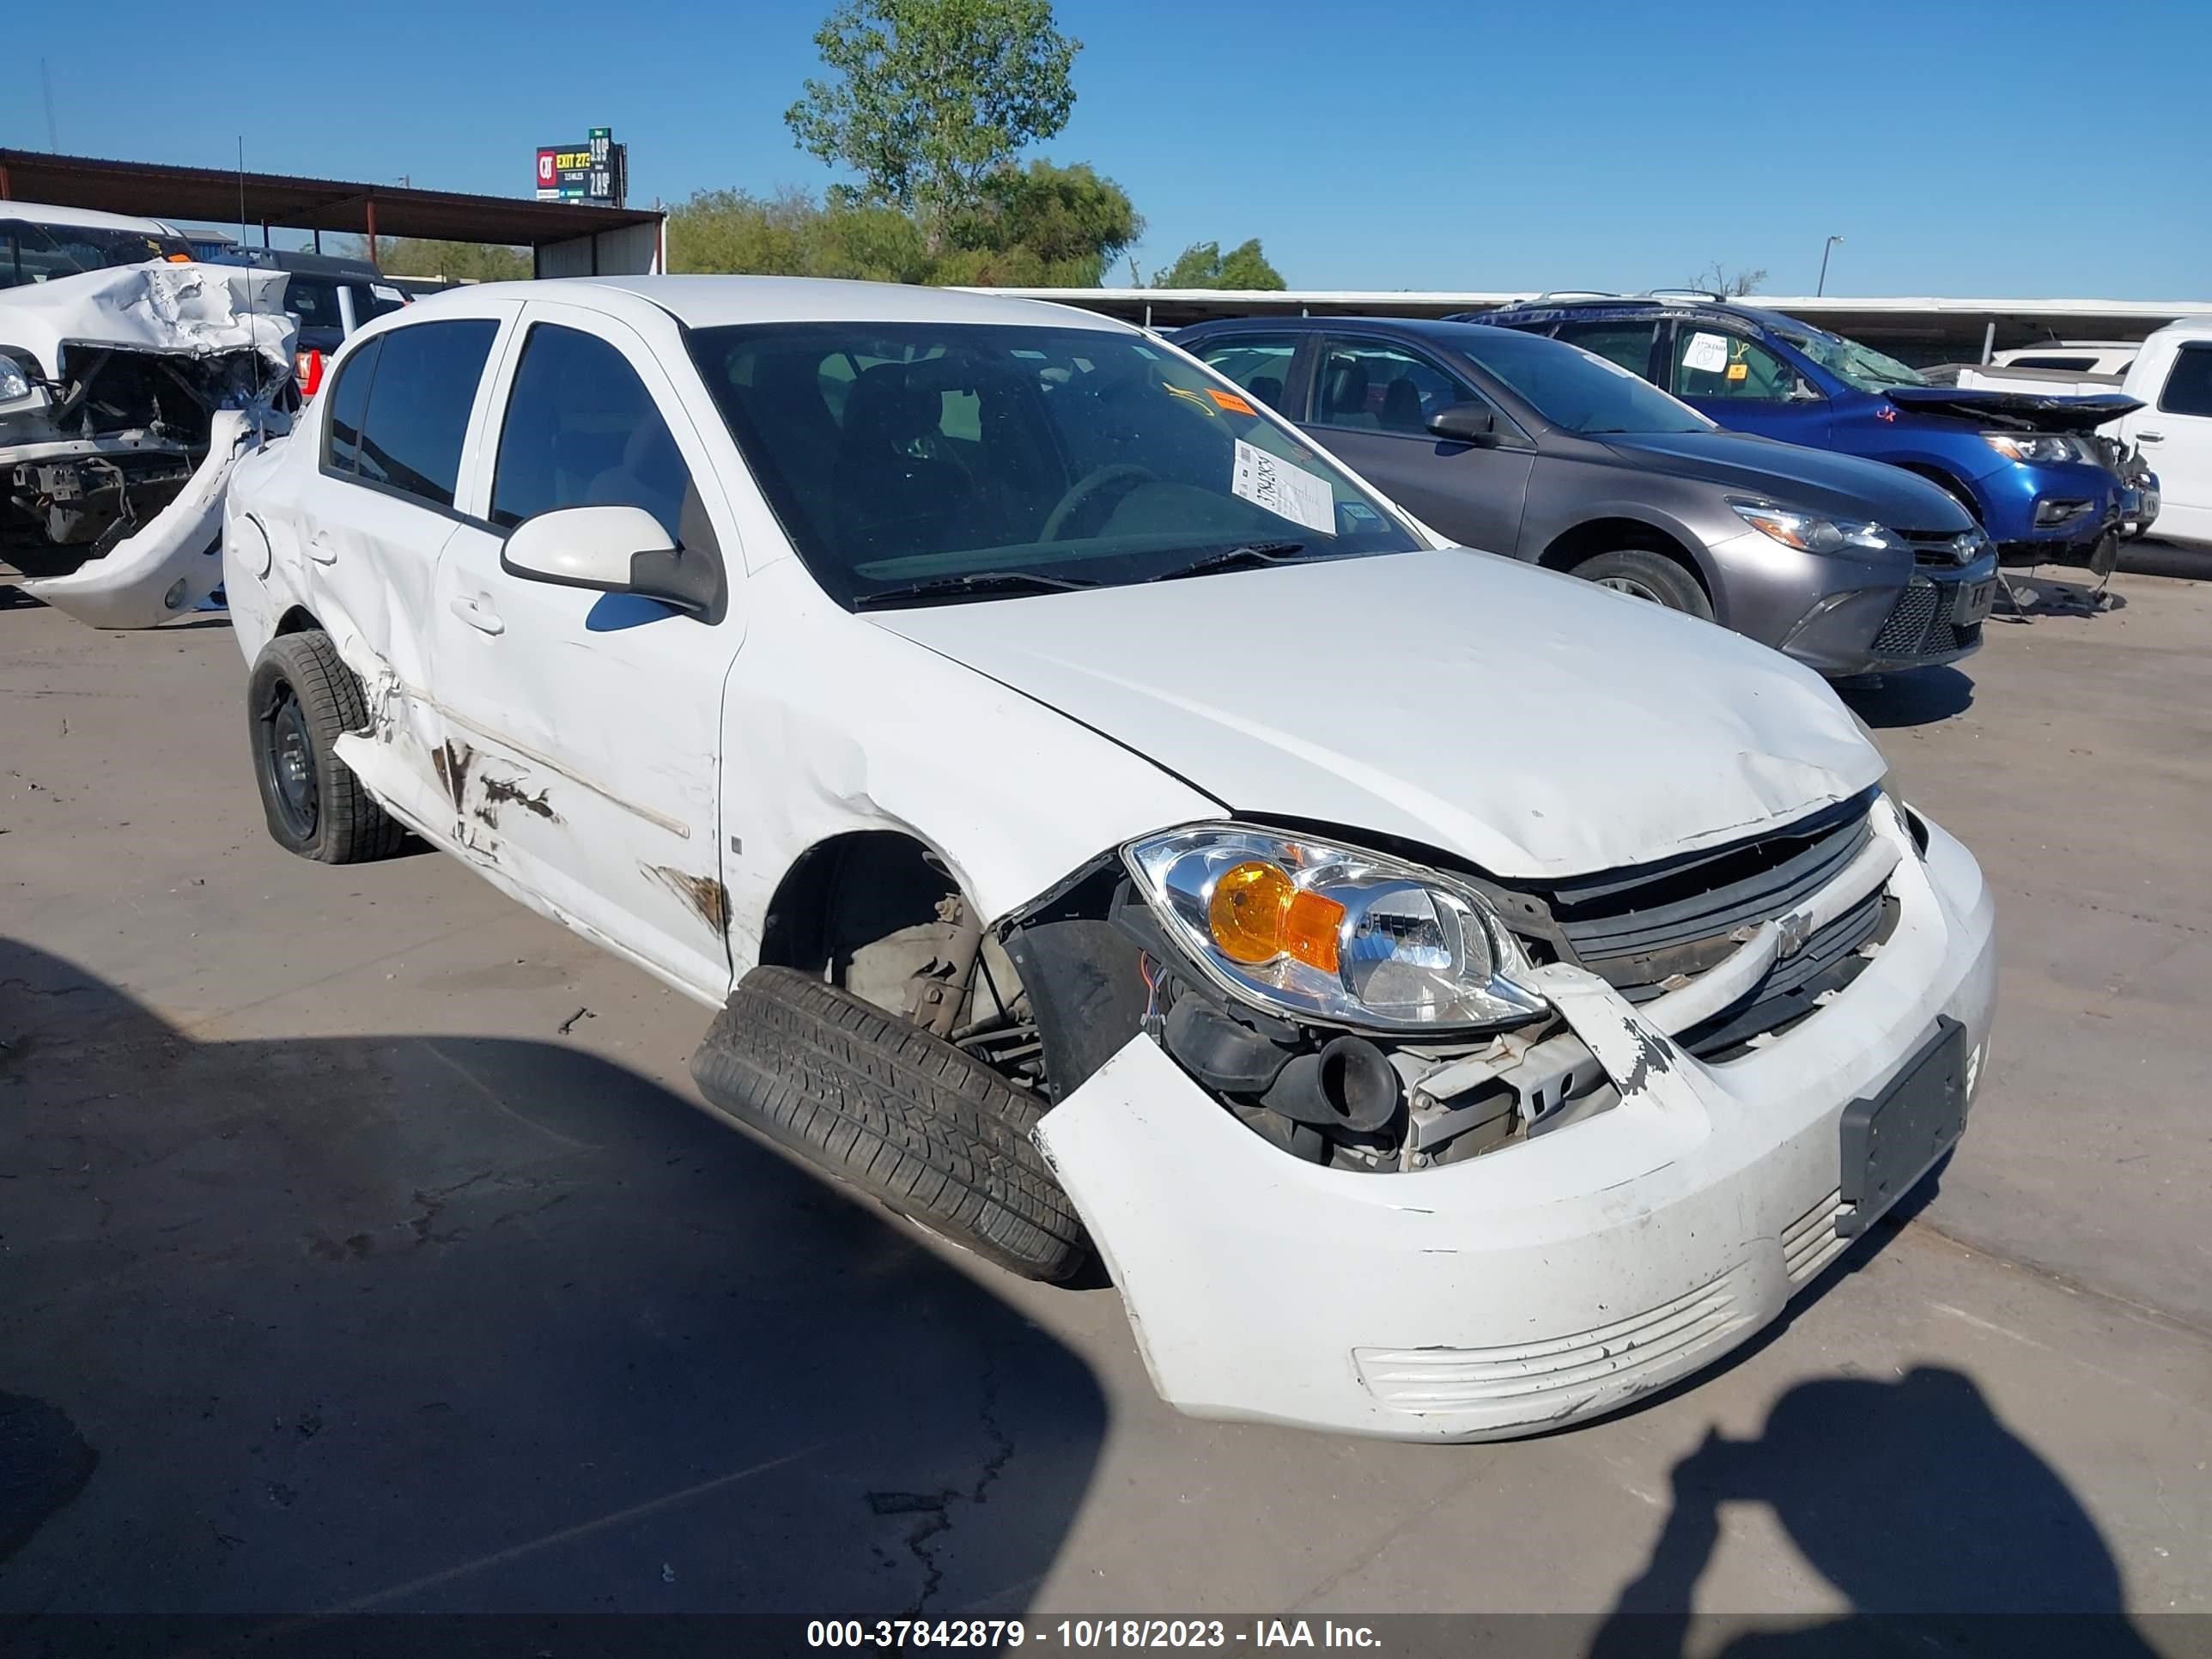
[1036,805,1996,1442]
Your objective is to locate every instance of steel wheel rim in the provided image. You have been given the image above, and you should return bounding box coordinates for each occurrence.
[261,684,318,842]
[1597,574,1667,605]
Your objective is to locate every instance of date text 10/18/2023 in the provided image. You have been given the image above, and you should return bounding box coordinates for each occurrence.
[807,1619,1384,1649]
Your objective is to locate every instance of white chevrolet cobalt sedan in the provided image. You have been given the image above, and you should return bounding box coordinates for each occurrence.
[222,276,1996,1440]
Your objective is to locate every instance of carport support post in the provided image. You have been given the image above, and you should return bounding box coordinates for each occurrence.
[1981,320,1996,366]
[365,198,378,268]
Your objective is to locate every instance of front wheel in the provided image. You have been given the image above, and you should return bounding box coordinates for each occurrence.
[1572,549,1714,619]
[246,630,408,864]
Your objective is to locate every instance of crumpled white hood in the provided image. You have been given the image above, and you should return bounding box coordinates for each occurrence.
[869,549,1885,879]
[0,260,295,379]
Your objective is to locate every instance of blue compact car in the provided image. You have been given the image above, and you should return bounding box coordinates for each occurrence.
[1465,297,2141,571]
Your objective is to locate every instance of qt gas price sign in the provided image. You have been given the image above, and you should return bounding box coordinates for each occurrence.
[535,127,626,206]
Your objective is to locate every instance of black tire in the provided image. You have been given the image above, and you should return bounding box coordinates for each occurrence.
[691,966,1086,1282]
[246,629,408,864]
[1573,548,1714,619]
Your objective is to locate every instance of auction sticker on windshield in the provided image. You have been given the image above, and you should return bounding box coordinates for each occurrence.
[1232,439,1336,535]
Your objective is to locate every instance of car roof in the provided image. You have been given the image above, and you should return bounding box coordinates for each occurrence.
[453,275,1138,333]
[0,198,179,235]
[1462,295,1811,335]
[1178,314,1559,352]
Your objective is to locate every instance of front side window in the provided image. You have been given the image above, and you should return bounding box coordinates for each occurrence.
[348,319,499,508]
[687,321,1420,608]
[492,324,696,541]
[1550,319,1659,377]
[2158,345,2212,417]
[1670,328,1815,402]
[1194,337,1297,411]
[1313,342,1472,434]
[1455,330,1711,435]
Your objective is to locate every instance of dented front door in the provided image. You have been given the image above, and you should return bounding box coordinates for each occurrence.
[423,303,744,1000]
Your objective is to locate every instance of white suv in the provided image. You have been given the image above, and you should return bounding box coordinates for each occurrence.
[222,276,1996,1441]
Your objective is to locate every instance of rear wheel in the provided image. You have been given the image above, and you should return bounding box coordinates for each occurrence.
[246,630,408,864]
[691,966,1086,1281]
[1573,548,1714,619]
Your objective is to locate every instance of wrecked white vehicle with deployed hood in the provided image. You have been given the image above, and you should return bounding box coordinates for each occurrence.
[222,276,1996,1440]
[3,202,294,626]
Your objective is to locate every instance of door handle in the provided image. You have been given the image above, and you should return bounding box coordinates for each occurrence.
[307,532,339,565]
[2136,431,2163,443]
[449,595,505,635]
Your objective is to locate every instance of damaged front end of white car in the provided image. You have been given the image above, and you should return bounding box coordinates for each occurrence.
[1004,784,1994,1442]
[3,261,295,627]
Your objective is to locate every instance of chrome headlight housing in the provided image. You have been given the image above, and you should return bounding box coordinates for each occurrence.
[1124,824,1547,1033]
[0,352,34,407]
[1729,499,1907,556]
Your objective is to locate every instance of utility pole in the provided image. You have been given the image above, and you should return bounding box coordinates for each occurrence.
[1817,234,1844,297]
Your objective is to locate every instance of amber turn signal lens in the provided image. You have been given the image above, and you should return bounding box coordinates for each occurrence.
[1206,861,1345,973]
[1285,889,1346,974]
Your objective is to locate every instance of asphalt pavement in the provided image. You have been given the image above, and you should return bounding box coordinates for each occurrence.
[3,550,2209,1649]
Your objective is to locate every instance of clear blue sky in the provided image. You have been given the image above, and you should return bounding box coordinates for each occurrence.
[7,0,2208,297]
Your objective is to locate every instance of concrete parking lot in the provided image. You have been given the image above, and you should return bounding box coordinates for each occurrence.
[4,552,2210,1644]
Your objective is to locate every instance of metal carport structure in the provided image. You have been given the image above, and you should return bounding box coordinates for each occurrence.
[0,149,665,277]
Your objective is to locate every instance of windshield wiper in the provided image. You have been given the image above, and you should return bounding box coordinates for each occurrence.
[853,570,1100,610]
[1149,541,1312,582]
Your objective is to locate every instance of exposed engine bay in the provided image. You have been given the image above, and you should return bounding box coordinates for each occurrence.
[3,261,294,625]
[819,791,1905,1178]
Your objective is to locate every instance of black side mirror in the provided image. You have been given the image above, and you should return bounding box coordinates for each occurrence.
[1428,402,1503,447]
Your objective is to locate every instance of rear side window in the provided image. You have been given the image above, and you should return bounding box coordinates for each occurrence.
[2158,345,2212,417]
[490,324,694,540]
[1194,337,1297,411]
[1552,319,1659,377]
[287,278,338,327]
[321,337,382,474]
[350,319,499,508]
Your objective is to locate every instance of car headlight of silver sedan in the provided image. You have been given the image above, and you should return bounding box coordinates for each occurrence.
[1729,499,1908,556]
[1124,825,1548,1033]
[0,353,35,406]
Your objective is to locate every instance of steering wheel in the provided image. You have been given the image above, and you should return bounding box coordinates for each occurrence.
[1040,464,1159,544]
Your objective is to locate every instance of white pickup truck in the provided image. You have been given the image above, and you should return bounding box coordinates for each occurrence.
[1957,321,2212,547]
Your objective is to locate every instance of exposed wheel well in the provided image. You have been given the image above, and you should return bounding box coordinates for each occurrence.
[274,605,321,637]
[757,829,1040,1084]
[1538,519,1711,599]
[759,831,953,979]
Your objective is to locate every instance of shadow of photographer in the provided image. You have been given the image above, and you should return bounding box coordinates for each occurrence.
[1590,1366,2158,1658]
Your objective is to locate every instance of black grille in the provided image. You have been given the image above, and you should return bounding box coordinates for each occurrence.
[1873,580,1981,662]
[1517,793,1887,1058]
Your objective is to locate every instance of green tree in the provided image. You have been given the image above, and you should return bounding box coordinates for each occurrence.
[668,166,1135,289]
[939,160,1140,286]
[341,238,531,282]
[785,0,1079,238]
[1152,238,1285,291]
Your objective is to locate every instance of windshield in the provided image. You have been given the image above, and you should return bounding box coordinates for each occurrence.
[1455,330,1711,434]
[1,220,195,289]
[688,322,1422,608]
[1780,326,1926,391]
